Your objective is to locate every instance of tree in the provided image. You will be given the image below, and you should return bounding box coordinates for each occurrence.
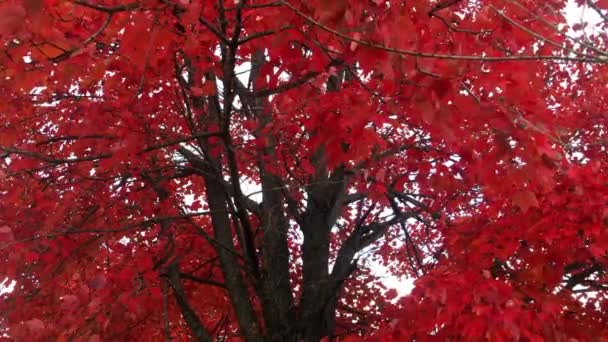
[0,0,607,340]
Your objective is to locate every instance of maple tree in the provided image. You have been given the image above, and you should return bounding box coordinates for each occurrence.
[0,0,608,340]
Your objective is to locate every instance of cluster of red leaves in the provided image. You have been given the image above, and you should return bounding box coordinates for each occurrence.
[383,160,608,340]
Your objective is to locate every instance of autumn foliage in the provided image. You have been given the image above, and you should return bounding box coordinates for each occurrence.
[0,0,608,340]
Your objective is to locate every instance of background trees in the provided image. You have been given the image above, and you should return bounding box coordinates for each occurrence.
[0,0,607,340]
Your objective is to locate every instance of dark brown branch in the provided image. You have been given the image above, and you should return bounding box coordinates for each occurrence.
[564,264,603,290]
[53,12,114,62]
[238,25,292,45]
[35,134,115,146]
[587,0,608,22]
[162,280,173,341]
[140,131,223,153]
[167,262,214,342]
[428,0,462,16]
[178,149,261,216]
[330,210,417,289]
[254,70,325,97]
[0,211,216,250]
[198,16,230,44]
[0,146,111,164]
[298,74,350,340]
[177,17,265,337]
[72,0,140,13]
[178,272,227,289]
[239,50,297,341]
[430,12,491,34]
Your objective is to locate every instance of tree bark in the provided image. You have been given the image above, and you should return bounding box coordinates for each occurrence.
[167,262,213,342]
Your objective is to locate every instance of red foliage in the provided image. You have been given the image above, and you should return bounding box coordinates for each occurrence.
[0,0,607,340]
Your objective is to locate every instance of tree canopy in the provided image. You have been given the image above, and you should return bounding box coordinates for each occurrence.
[0,0,607,340]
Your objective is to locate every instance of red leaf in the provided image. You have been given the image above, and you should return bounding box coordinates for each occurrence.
[89,274,107,290]
[596,0,608,9]
[0,2,26,36]
[121,14,153,70]
[60,295,80,312]
[25,318,45,333]
[0,225,14,242]
[512,190,539,213]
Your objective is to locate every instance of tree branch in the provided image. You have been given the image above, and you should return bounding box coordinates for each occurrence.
[167,262,214,342]
[72,0,140,13]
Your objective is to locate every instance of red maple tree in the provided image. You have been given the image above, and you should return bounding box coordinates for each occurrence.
[0,0,607,340]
